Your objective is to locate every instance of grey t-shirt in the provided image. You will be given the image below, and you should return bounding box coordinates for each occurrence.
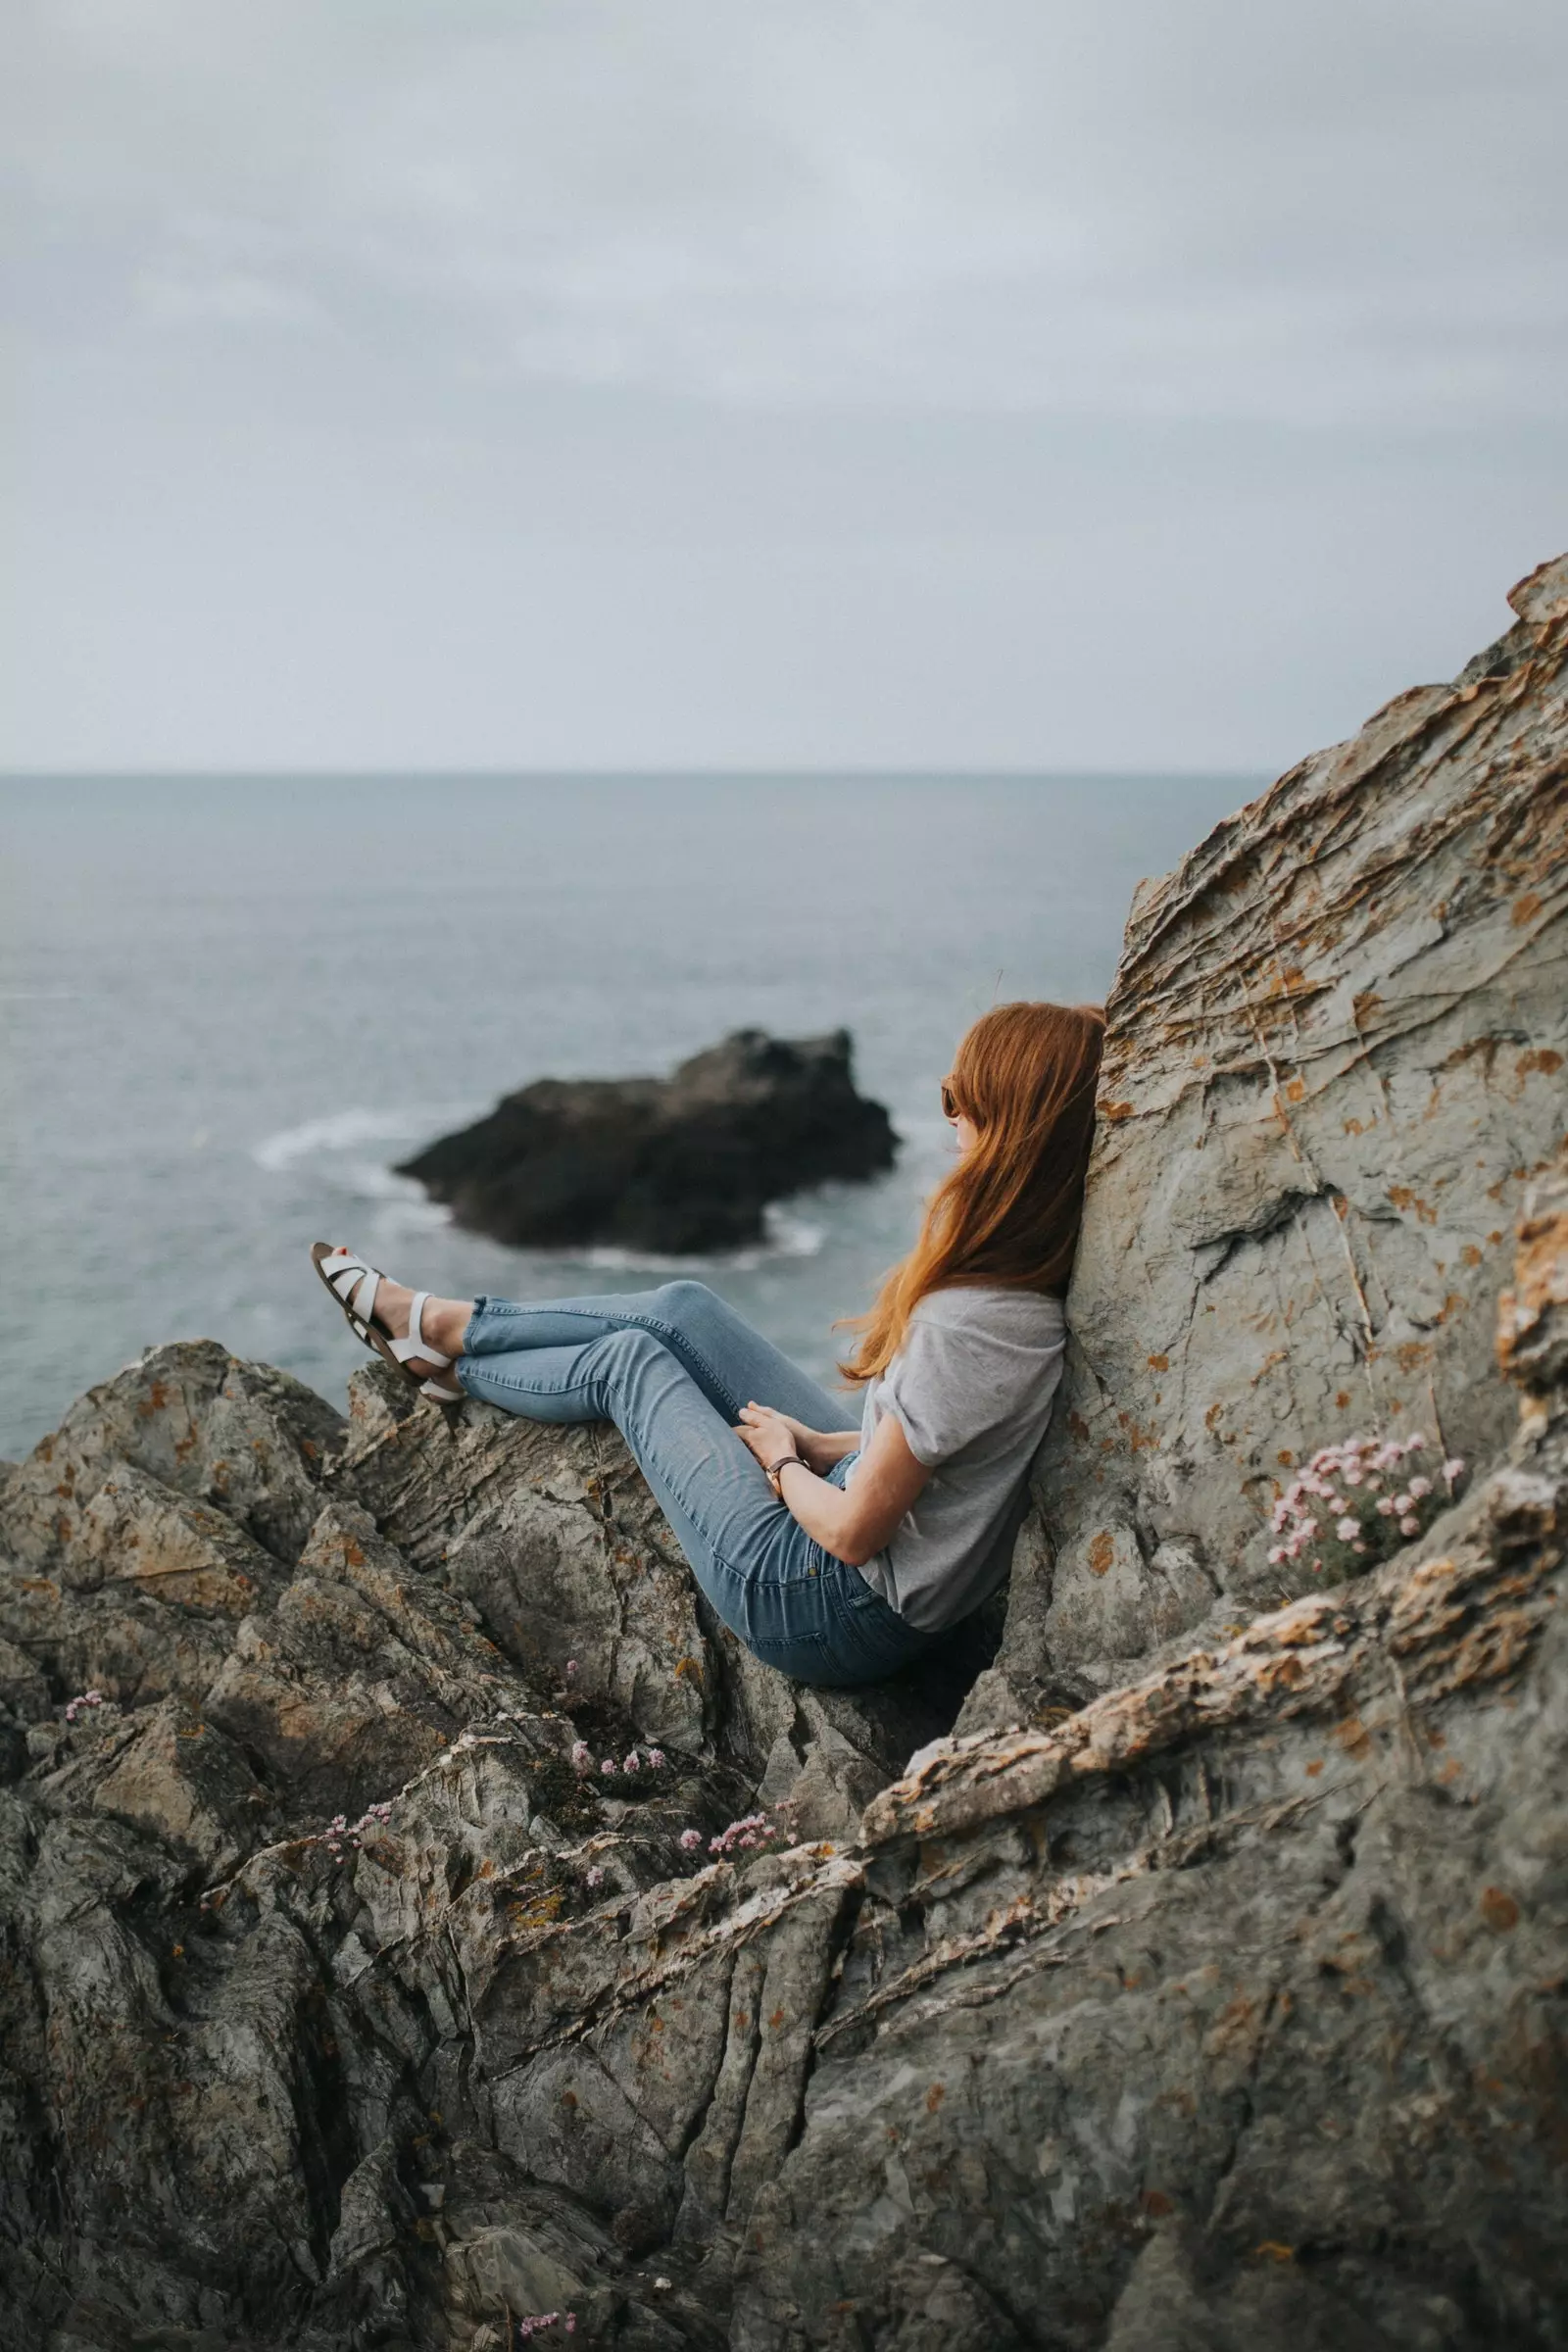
[848,1285,1067,1631]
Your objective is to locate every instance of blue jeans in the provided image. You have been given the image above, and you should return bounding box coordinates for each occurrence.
[457,1280,932,1688]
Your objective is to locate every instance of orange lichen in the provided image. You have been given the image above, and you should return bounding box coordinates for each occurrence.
[1480,1886,1520,1932]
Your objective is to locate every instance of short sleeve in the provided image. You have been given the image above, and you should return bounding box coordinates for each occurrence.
[881,1317,1023,1466]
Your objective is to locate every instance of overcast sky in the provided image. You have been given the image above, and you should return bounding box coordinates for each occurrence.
[4,0,1566,771]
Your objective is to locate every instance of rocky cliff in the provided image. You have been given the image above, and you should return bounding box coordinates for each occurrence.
[0,558,1564,2351]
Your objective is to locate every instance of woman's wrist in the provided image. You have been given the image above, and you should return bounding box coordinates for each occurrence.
[765,1449,804,1499]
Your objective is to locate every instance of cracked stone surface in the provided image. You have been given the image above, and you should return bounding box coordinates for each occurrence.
[1,560,1564,2349]
[966,550,1568,1725]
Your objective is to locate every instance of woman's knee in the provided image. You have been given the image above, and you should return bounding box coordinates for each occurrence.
[653,1278,719,1332]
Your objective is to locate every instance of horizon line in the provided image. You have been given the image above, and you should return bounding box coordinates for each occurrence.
[0,762,1270,783]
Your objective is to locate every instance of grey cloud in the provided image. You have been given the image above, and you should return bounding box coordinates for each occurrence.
[10,0,1567,421]
[2,0,1565,768]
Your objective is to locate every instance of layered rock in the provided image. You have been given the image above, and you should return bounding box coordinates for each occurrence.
[397,1029,897,1255]
[970,550,1568,1726]
[2,1155,1562,2351]
[1,559,1565,2350]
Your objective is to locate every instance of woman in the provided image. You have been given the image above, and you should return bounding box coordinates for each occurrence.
[312,1001,1103,1688]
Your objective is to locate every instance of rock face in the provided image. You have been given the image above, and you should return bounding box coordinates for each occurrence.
[0,561,1564,2351]
[967,549,1568,1728]
[397,1030,898,1255]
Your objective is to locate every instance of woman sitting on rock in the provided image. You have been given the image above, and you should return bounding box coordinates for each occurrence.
[312,1001,1103,1687]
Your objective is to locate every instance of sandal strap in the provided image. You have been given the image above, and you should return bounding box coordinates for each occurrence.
[325,1250,379,1335]
[389,1292,451,1370]
[419,1376,464,1403]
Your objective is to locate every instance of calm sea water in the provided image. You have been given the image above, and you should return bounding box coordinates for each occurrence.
[0,774,1254,1462]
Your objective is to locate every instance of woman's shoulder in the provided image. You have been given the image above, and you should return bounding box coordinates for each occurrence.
[910,1284,1066,1346]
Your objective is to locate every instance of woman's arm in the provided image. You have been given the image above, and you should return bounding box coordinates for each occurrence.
[736,1403,930,1569]
[764,1414,863,1474]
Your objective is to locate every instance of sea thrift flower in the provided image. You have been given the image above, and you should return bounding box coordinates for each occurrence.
[647,1748,666,1769]
[622,1751,640,1775]
[678,1828,702,1851]
[710,1812,773,1856]
[1443,1458,1466,1484]
[584,1866,605,1889]
[1273,1428,1452,1578]
[570,1741,592,1772]
[564,1659,578,1678]
[601,1758,617,1777]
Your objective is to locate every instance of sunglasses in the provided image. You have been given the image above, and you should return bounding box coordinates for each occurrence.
[941,1078,961,1121]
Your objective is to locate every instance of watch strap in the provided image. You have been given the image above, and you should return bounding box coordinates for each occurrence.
[765,1452,802,1496]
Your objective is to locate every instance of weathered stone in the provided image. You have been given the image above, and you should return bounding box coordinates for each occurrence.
[974,554,1568,1714]
[0,1339,343,1575]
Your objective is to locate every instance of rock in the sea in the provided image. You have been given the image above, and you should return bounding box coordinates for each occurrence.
[1,557,1564,2350]
[397,1027,898,1254]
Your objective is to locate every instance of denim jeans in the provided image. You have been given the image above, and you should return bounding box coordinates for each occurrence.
[457,1280,932,1689]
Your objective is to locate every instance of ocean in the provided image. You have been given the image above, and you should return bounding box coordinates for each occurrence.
[0,773,1254,1462]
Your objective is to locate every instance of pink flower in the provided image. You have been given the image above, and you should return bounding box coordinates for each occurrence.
[622,1752,640,1774]
[1407,1476,1432,1499]
[601,1758,617,1776]
[584,1866,605,1889]
[1443,1458,1465,1484]
[1336,1516,1359,1543]
[564,1659,578,1677]
[1267,1544,1287,1566]
[570,1741,592,1771]
[647,1748,666,1769]
[1399,1515,1420,1537]
[678,1828,702,1851]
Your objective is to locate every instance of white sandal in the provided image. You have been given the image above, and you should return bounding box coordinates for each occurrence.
[310,1243,465,1416]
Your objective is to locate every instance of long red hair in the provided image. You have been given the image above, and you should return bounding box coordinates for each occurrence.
[839,1000,1104,1384]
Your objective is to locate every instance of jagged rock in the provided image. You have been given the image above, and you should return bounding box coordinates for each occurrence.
[1,560,1565,2349]
[971,550,1568,1721]
[336,1362,716,1759]
[0,1338,344,1573]
[396,1027,898,1253]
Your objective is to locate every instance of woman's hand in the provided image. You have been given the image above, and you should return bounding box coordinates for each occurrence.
[734,1402,801,1470]
[738,1407,931,1567]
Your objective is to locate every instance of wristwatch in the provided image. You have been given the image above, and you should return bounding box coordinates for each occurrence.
[765,1451,801,1500]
